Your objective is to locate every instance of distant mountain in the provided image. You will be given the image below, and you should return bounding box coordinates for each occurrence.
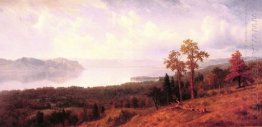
[0,57,84,83]
[131,76,159,82]
[198,57,262,74]
[79,57,260,69]
[79,59,164,68]
[199,57,260,68]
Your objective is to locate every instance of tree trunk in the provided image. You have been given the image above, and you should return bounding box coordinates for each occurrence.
[190,67,195,99]
[153,98,158,110]
[219,83,221,94]
[166,92,169,104]
[238,76,241,87]
[177,72,183,101]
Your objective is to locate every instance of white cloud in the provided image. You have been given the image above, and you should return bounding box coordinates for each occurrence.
[0,0,261,60]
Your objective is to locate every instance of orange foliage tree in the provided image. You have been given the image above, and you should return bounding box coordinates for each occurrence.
[164,50,185,101]
[204,72,215,88]
[225,50,254,87]
[181,39,209,99]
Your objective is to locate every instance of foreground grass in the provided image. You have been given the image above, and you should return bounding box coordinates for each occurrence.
[80,84,261,127]
[123,84,262,127]
[79,108,155,127]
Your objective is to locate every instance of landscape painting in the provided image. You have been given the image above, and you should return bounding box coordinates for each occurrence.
[0,0,261,127]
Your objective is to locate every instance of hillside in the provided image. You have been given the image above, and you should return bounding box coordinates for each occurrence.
[80,84,262,127]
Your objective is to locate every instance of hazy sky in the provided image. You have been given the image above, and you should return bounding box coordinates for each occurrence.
[0,0,261,60]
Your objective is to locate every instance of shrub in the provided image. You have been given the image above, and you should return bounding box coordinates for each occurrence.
[113,110,136,126]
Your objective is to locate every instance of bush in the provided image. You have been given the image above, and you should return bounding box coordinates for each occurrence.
[113,110,136,126]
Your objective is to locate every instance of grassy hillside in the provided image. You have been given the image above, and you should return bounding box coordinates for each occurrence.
[80,84,262,127]
[79,108,155,127]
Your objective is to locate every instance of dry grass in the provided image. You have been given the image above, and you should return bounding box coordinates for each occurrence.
[123,84,262,127]
[80,84,262,127]
[79,108,154,127]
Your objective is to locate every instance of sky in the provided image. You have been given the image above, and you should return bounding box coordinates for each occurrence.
[0,0,261,60]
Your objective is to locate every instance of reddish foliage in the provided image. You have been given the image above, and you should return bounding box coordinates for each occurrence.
[225,50,254,87]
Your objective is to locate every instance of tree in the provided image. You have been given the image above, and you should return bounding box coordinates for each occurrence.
[124,99,131,108]
[49,109,69,125]
[205,72,215,88]
[163,74,172,104]
[101,106,105,114]
[147,87,161,109]
[212,67,228,91]
[225,50,254,87]
[131,97,139,108]
[68,115,78,125]
[181,39,209,99]
[92,103,100,119]
[248,61,262,79]
[164,51,186,101]
[35,111,44,125]
[82,107,88,121]
[195,73,204,83]
[170,77,178,100]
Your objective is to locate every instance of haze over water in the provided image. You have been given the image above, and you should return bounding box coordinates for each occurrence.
[0,64,171,91]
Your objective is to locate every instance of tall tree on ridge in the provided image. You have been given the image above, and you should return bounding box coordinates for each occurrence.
[164,51,185,101]
[181,39,209,99]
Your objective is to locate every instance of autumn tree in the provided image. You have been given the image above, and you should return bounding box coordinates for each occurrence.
[181,39,209,99]
[204,72,215,88]
[225,50,254,87]
[164,51,186,101]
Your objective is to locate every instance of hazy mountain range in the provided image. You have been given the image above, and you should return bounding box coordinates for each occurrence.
[79,56,260,68]
[0,57,84,83]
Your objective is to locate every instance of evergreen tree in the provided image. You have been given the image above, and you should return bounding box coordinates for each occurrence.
[82,107,88,121]
[164,51,186,102]
[163,74,172,104]
[170,77,176,99]
[92,103,100,119]
[212,67,228,90]
[132,97,139,108]
[101,106,105,114]
[68,115,78,125]
[36,111,44,126]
